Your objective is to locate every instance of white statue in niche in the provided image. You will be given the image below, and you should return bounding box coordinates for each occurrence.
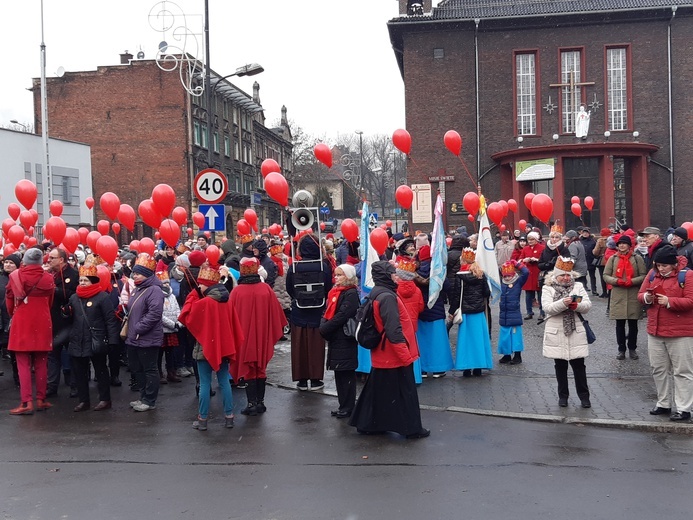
[575,105,591,139]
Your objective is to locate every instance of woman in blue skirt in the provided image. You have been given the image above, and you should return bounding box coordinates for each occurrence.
[497,260,529,365]
[448,248,493,376]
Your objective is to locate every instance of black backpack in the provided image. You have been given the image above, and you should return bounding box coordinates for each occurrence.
[354,294,388,350]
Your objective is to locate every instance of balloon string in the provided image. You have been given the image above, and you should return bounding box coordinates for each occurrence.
[408,155,419,169]
[456,156,478,189]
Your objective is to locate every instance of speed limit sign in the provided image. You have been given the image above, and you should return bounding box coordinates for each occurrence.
[194,168,228,204]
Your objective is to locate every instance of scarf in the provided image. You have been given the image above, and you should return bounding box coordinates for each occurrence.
[550,277,576,336]
[77,284,103,299]
[323,285,352,320]
[502,273,519,285]
[547,239,560,251]
[614,251,634,282]
[270,255,284,277]
[238,274,261,285]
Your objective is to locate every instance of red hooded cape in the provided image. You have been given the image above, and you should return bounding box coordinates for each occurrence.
[178,289,244,372]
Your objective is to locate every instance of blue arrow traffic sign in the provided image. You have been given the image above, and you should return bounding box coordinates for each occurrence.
[198,204,226,232]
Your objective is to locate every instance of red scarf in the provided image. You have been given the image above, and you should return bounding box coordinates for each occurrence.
[323,285,351,320]
[615,250,634,282]
[270,255,284,277]
[77,284,103,299]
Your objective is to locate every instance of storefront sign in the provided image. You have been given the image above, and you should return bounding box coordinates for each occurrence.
[515,158,556,181]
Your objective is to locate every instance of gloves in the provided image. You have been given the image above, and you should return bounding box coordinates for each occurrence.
[617,279,632,287]
[568,302,578,311]
[617,280,625,286]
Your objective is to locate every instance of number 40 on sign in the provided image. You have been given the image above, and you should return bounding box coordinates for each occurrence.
[194,168,228,204]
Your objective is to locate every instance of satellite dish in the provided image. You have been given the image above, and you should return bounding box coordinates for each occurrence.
[159,41,168,53]
[56,66,65,77]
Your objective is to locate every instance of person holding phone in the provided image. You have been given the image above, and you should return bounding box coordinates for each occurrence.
[638,244,693,421]
[540,256,592,408]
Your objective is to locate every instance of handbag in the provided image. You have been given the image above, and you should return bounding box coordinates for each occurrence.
[576,312,596,344]
[120,291,145,340]
[452,275,465,324]
[343,317,357,338]
[77,301,110,355]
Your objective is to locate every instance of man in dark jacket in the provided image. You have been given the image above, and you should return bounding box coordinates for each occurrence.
[579,227,598,294]
[639,226,669,271]
[46,247,79,397]
[253,239,277,288]
[669,226,693,269]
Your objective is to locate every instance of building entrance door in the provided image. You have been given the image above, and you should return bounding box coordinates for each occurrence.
[563,157,600,231]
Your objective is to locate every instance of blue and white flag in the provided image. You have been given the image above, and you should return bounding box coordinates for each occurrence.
[359,200,379,294]
[427,194,447,308]
[476,201,502,304]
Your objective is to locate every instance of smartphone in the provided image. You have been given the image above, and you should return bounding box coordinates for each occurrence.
[571,295,583,303]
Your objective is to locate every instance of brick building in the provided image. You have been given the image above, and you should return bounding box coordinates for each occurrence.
[389,0,693,232]
[33,52,292,240]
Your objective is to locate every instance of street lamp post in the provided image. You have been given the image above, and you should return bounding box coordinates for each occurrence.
[355,130,364,200]
[390,151,398,232]
[10,120,28,132]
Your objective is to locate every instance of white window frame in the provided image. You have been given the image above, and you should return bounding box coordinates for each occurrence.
[515,53,537,135]
[607,47,628,131]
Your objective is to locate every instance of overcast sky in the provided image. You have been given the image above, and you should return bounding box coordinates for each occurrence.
[1,0,406,140]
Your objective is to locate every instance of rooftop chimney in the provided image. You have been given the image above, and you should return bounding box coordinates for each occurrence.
[120,51,133,64]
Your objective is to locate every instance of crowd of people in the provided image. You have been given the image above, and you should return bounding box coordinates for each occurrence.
[1,220,693,435]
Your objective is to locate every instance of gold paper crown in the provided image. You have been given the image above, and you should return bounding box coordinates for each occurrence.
[550,223,564,234]
[269,244,283,255]
[500,261,517,277]
[135,253,156,271]
[91,255,106,266]
[156,270,170,281]
[238,234,254,245]
[461,247,476,263]
[555,256,575,273]
[197,266,221,285]
[79,264,98,278]
[240,257,260,276]
[394,255,417,273]
[176,243,191,254]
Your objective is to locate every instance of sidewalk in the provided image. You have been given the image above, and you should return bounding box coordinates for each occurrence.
[267,293,693,434]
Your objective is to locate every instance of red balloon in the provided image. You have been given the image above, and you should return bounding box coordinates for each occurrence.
[463,192,480,216]
[15,179,38,210]
[3,244,17,256]
[518,219,528,230]
[96,235,118,265]
[269,223,282,236]
[204,231,211,238]
[186,227,193,237]
[205,245,221,266]
[237,219,251,235]
[261,158,281,178]
[29,209,38,225]
[62,227,80,254]
[244,208,258,231]
[571,203,582,217]
[443,130,462,156]
[2,218,15,237]
[26,237,37,247]
[97,220,110,236]
[19,210,33,229]
[487,202,504,227]
[278,231,284,239]
[468,214,475,223]
[320,222,326,231]
[87,231,102,252]
[681,222,693,240]
[379,223,387,230]
[192,211,205,229]
[111,222,121,235]
[524,193,535,211]
[85,197,95,210]
[118,204,136,232]
[340,219,359,242]
[261,228,268,234]
[531,194,554,224]
[154,231,161,240]
[172,206,188,226]
[129,240,140,251]
[8,203,21,221]
[584,196,594,211]
[138,199,163,229]
[138,237,156,257]
[446,237,453,247]
[27,226,34,237]
[49,200,64,217]
[571,196,580,205]
[507,199,518,213]
[96,265,111,292]
[78,227,90,245]
[385,220,393,228]
[44,216,67,246]
[313,143,333,168]
[392,129,412,155]
[264,172,289,207]
[498,200,509,217]
[369,228,388,256]
[500,224,507,232]
[395,185,414,209]
[159,219,181,247]
[99,192,121,221]
[151,184,176,218]
[8,225,25,249]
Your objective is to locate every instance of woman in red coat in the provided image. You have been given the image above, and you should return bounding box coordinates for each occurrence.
[6,248,55,415]
[519,231,545,320]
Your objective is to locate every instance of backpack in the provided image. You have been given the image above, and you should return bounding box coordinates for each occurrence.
[354,294,387,350]
[647,267,689,288]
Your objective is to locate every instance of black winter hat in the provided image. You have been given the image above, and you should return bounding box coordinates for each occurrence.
[674,227,689,241]
[616,235,632,247]
[653,244,678,265]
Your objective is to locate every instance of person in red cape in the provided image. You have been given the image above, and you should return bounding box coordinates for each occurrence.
[6,248,55,415]
[230,257,287,416]
[179,266,244,431]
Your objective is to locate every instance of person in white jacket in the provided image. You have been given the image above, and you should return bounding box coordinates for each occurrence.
[157,270,182,383]
[541,256,593,409]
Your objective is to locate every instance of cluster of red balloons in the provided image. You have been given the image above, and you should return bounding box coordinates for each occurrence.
[259,158,289,207]
[568,195,595,218]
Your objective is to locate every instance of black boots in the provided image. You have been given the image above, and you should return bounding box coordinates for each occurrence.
[510,352,522,365]
[256,378,267,413]
[241,379,258,416]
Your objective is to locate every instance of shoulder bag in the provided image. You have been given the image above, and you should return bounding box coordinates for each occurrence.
[452,276,465,324]
[120,291,145,340]
[77,299,109,355]
[576,312,596,344]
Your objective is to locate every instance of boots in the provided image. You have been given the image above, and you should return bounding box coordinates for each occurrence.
[241,379,258,416]
[10,402,34,415]
[256,378,267,413]
[166,370,182,383]
[510,352,523,365]
[36,399,53,411]
[499,355,512,364]
[159,370,168,384]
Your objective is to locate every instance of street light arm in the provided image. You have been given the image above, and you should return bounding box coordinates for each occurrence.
[212,63,264,93]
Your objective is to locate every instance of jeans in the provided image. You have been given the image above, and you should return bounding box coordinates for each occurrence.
[615,319,639,351]
[127,345,160,406]
[587,266,598,293]
[524,290,544,317]
[197,358,234,419]
[47,343,73,391]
